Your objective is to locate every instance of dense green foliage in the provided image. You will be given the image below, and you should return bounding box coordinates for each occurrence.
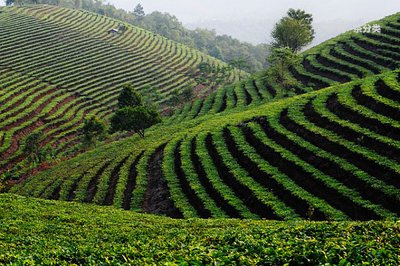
[271,9,315,52]
[117,83,143,109]
[132,3,145,19]
[287,8,315,41]
[111,106,161,137]
[267,47,301,91]
[0,194,399,265]
[111,84,161,137]
[271,17,313,52]
[0,174,7,192]
[22,131,54,167]
[23,132,43,164]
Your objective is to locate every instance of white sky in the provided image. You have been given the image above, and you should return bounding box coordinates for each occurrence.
[1,0,399,23]
[110,0,400,23]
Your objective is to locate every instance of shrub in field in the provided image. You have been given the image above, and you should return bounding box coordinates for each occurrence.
[267,47,301,92]
[81,116,107,147]
[111,83,161,137]
[180,87,194,102]
[23,132,46,166]
[111,106,161,138]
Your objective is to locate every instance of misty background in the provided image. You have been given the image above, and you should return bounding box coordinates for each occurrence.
[107,0,400,46]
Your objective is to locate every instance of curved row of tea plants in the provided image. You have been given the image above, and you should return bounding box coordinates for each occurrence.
[12,69,400,221]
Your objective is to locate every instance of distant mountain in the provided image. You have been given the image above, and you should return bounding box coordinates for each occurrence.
[186,18,274,45]
[186,18,365,46]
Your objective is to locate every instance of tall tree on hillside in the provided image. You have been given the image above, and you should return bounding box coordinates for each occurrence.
[180,87,194,102]
[287,8,315,41]
[133,3,145,20]
[271,17,313,53]
[23,132,42,165]
[111,106,160,138]
[117,83,143,108]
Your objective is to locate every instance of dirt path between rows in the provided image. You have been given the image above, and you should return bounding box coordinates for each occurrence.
[142,145,183,218]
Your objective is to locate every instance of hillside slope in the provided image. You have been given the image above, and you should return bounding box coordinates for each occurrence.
[166,11,400,122]
[0,193,398,264]
[0,5,239,174]
[4,9,400,221]
[12,69,400,221]
[2,9,400,176]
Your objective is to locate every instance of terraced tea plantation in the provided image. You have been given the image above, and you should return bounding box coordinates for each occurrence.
[2,6,400,175]
[12,68,400,221]
[7,8,400,221]
[0,5,238,173]
[2,4,400,264]
[168,11,400,122]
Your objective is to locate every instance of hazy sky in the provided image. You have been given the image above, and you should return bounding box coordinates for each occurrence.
[105,0,400,44]
[110,0,400,23]
[2,0,399,44]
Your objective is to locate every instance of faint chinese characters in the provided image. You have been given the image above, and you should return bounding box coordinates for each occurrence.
[354,24,381,33]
